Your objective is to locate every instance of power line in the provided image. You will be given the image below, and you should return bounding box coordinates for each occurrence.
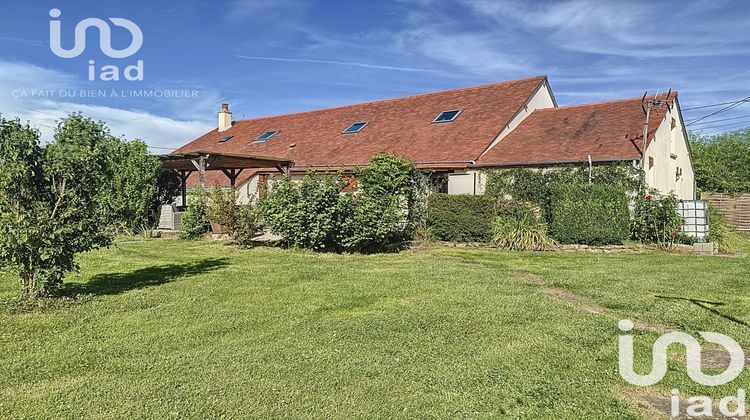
[682,97,750,111]
[686,98,750,125]
[688,113,750,127]
[688,120,750,131]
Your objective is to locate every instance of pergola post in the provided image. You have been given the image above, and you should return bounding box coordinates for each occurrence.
[178,170,193,207]
[190,154,209,190]
[221,168,244,188]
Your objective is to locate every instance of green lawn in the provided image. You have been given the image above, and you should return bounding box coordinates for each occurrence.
[1,237,749,419]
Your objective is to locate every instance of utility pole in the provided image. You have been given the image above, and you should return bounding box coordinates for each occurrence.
[640,90,672,189]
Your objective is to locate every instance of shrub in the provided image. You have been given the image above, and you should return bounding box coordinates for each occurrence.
[630,193,683,247]
[492,213,555,251]
[259,153,424,252]
[355,152,427,238]
[340,193,403,252]
[0,116,118,296]
[427,193,496,242]
[260,174,352,250]
[206,185,238,232]
[180,190,210,239]
[232,205,262,247]
[548,183,630,245]
[104,139,162,233]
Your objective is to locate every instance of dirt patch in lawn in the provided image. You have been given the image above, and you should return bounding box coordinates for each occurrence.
[509,271,546,285]
[672,345,750,371]
[510,271,674,333]
[539,287,608,314]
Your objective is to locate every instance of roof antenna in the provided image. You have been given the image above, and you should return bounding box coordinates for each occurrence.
[665,89,673,112]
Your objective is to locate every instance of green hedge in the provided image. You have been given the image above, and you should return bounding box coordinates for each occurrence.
[427,193,496,242]
[548,184,630,245]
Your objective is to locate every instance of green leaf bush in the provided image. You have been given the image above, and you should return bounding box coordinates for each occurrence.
[630,192,683,247]
[206,185,239,232]
[180,189,210,240]
[427,193,496,242]
[259,153,425,252]
[548,183,630,245]
[232,205,262,247]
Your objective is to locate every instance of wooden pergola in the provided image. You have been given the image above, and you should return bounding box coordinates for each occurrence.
[159,150,294,206]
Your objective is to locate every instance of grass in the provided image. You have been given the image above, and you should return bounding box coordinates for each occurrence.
[1,236,749,419]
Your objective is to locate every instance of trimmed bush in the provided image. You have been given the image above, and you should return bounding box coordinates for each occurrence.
[427,193,496,242]
[548,183,630,245]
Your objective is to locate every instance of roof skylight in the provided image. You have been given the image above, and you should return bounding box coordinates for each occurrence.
[254,130,279,142]
[219,135,234,143]
[342,121,368,134]
[433,109,462,123]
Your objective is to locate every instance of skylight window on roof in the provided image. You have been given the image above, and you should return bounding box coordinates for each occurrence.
[254,130,279,142]
[219,135,234,143]
[433,109,462,123]
[342,121,368,134]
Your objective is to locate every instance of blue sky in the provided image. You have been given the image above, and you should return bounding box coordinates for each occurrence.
[1,0,749,150]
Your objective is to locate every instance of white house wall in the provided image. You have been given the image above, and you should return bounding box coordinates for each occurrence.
[643,105,695,199]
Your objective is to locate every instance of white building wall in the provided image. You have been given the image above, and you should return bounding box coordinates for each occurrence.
[643,105,695,199]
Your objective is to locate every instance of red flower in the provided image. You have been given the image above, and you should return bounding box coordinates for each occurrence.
[645,195,653,201]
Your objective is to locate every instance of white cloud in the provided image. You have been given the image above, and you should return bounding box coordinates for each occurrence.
[459,0,750,58]
[394,28,534,75]
[235,54,438,73]
[0,61,212,151]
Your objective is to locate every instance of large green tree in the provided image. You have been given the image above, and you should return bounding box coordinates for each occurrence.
[0,114,162,297]
[690,129,750,193]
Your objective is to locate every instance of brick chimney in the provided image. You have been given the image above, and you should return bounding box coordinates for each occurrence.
[218,103,232,132]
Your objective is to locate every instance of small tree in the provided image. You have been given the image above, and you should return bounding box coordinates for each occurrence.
[0,117,116,296]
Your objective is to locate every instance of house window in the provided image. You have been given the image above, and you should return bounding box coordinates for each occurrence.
[254,130,279,142]
[676,167,683,180]
[671,118,676,130]
[219,135,234,143]
[648,156,655,169]
[342,122,368,134]
[433,109,462,123]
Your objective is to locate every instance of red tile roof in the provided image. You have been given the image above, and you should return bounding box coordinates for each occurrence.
[477,93,676,166]
[176,76,547,186]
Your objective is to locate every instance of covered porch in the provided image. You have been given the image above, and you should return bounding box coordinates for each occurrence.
[159,150,295,207]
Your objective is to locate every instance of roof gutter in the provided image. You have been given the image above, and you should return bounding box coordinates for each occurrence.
[472,157,638,169]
